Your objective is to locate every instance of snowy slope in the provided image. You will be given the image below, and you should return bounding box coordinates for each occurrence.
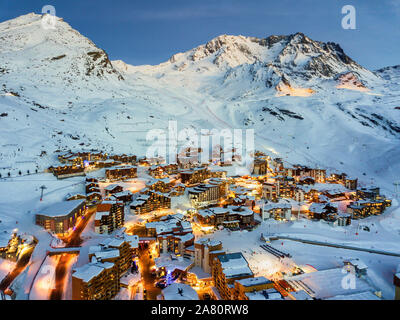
[0,13,399,190]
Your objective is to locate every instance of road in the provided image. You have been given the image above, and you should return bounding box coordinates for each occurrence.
[49,253,78,300]
[61,205,97,247]
[48,205,96,300]
[137,246,161,300]
[0,246,35,292]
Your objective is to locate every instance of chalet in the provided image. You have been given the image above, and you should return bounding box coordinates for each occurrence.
[50,164,85,179]
[146,178,175,193]
[146,216,194,255]
[86,182,100,193]
[196,206,254,229]
[105,166,137,181]
[209,167,228,179]
[104,184,123,196]
[130,191,171,215]
[108,154,137,164]
[277,181,296,198]
[65,193,86,201]
[307,203,337,220]
[87,186,101,194]
[272,158,284,172]
[169,183,185,197]
[148,163,178,178]
[336,213,351,226]
[179,166,210,185]
[86,192,102,202]
[298,176,315,185]
[113,190,133,203]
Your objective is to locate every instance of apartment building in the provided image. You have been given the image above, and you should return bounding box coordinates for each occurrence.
[188,178,227,208]
[94,201,124,234]
[212,252,254,300]
[72,261,119,300]
[130,191,171,215]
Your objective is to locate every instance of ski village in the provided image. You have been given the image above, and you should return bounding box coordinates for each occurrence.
[0,12,400,301]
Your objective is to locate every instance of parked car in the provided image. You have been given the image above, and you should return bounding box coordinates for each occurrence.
[203,293,211,300]
[155,280,167,289]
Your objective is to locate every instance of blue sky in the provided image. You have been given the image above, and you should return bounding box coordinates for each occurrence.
[0,0,399,69]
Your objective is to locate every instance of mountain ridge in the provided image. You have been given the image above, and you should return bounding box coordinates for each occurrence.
[0,13,399,190]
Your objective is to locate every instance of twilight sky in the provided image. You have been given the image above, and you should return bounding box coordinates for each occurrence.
[0,0,399,70]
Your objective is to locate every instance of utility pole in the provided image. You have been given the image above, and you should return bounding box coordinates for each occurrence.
[394,181,400,198]
[40,185,47,201]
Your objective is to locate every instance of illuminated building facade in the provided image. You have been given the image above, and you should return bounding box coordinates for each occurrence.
[188,178,228,208]
[212,252,254,300]
[72,261,119,300]
[130,191,171,215]
[105,165,137,181]
[35,200,86,235]
[94,201,124,234]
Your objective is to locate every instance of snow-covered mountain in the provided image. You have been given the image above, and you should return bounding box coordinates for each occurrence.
[115,32,378,94]
[0,13,399,189]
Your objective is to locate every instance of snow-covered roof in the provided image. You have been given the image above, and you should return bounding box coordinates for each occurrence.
[104,184,121,191]
[217,252,253,279]
[325,291,380,300]
[286,267,375,299]
[188,266,212,280]
[264,202,291,211]
[72,262,114,283]
[123,234,139,249]
[236,276,272,287]
[154,254,193,273]
[114,191,133,197]
[288,290,312,300]
[162,283,199,300]
[37,199,85,218]
[93,249,120,260]
[246,288,283,300]
[175,233,194,243]
[120,272,141,287]
[299,183,348,194]
[309,203,326,213]
[95,211,110,220]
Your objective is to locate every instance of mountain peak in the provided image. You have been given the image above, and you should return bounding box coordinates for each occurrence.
[0,13,124,107]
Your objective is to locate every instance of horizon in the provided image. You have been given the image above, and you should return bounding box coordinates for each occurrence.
[0,0,399,70]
